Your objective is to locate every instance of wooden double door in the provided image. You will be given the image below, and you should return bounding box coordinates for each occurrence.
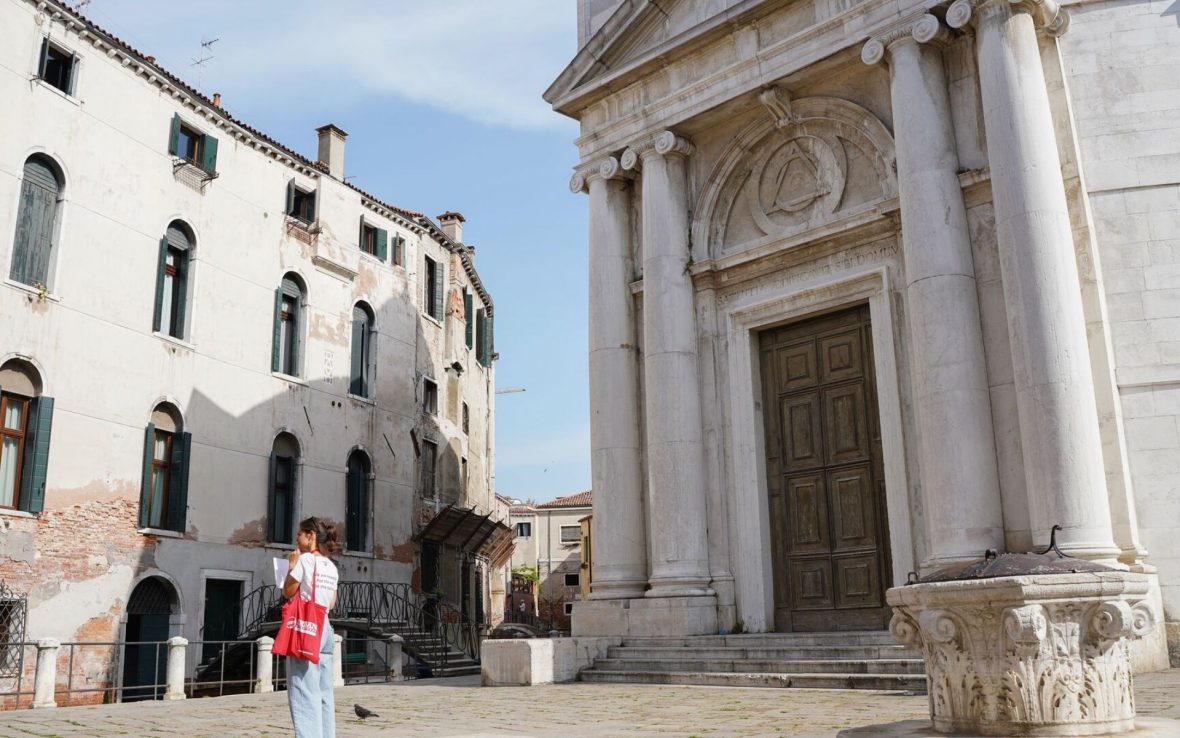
[759,305,892,632]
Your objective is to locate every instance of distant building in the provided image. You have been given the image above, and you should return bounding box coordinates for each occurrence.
[508,491,592,629]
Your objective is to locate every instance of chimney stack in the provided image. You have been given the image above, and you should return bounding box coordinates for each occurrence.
[316,124,348,180]
[438,211,465,243]
[212,92,221,108]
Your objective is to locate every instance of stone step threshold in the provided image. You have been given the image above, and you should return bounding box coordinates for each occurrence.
[593,657,925,675]
[624,631,900,648]
[610,646,919,660]
[579,669,928,691]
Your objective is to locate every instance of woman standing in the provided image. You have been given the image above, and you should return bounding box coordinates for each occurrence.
[283,517,340,738]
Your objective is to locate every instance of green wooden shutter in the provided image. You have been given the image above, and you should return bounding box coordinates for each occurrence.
[350,318,365,396]
[432,259,444,320]
[367,328,378,400]
[475,309,486,366]
[308,191,317,222]
[18,396,54,514]
[138,423,155,528]
[393,236,403,266]
[345,466,361,551]
[375,229,388,261]
[38,38,49,78]
[152,237,168,332]
[464,292,473,348]
[271,288,283,373]
[287,460,299,544]
[486,314,494,364]
[266,451,277,542]
[285,180,295,216]
[173,250,189,339]
[291,297,303,377]
[168,114,181,156]
[358,216,365,250]
[199,134,218,174]
[167,431,191,533]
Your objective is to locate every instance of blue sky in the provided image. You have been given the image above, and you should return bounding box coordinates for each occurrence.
[86,1,589,503]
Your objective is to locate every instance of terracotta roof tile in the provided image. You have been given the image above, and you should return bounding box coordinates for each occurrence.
[536,491,593,509]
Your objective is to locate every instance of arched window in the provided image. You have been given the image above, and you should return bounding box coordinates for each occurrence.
[0,359,52,513]
[345,450,371,553]
[153,222,193,339]
[268,433,300,544]
[349,302,376,398]
[272,274,305,377]
[10,156,63,289]
[139,402,190,532]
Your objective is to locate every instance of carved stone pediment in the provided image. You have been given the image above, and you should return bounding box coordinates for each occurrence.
[695,96,897,259]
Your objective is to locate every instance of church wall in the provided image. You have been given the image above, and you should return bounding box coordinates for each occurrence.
[1058,0,1180,646]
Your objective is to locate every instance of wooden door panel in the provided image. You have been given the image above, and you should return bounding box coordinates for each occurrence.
[833,553,883,609]
[789,557,834,610]
[786,473,829,553]
[823,384,870,465]
[819,329,864,383]
[782,393,823,472]
[777,341,818,392]
[828,465,878,551]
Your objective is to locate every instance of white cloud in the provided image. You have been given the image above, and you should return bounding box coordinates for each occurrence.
[86,0,577,130]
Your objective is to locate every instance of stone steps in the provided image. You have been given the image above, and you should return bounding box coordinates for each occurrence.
[578,631,927,692]
[579,669,927,691]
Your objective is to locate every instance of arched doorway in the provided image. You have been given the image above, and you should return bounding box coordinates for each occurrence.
[122,576,177,701]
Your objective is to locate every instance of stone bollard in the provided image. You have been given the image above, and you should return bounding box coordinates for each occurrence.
[163,637,187,700]
[385,634,405,679]
[32,639,60,709]
[254,636,274,693]
[332,634,343,687]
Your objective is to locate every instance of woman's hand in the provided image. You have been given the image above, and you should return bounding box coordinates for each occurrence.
[287,548,301,566]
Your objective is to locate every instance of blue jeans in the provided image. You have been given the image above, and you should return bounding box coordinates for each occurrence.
[287,621,335,738]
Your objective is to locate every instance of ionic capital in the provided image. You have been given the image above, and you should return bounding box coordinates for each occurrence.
[595,155,633,182]
[952,0,1069,36]
[652,130,694,159]
[569,171,588,195]
[862,14,951,66]
[620,147,642,172]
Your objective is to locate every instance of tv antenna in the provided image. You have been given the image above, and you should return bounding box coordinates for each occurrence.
[72,0,91,11]
[190,36,219,90]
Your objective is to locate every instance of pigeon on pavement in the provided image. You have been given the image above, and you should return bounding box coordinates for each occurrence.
[354,703,378,720]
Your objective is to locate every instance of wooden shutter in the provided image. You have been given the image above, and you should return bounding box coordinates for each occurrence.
[18,396,54,514]
[375,229,388,261]
[464,292,473,348]
[291,295,303,377]
[271,288,283,372]
[152,238,168,332]
[432,259,444,320]
[138,423,155,528]
[350,317,365,396]
[346,464,361,551]
[393,235,403,266]
[486,314,494,364]
[285,180,295,216]
[266,451,278,542]
[199,134,218,174]
[307,191,317,222]
[10,159,59,287]
[167,431,191,533]
[38,38,49,77]
[173,249,189,339]
[358,216,365,250]
[168,114,181,156]
[288,460,299,543]
[475,309,486,366]
[367,328,378,400]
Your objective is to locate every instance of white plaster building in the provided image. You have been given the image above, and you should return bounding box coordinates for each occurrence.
[508,492,594,628]
[547,0,1180,668]
[0,0,502,688]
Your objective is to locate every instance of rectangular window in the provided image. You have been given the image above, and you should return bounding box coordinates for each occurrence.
[147,430,173,529]
[420,440,437,498]
[38,39,76,94]
[424,256,442,320]
[392,235,405,266]
[564,602,574,615]
[461,457,468,492]
[360,223,378,255]
[423,378,438,415]
[464,291,473,348]
[168,114,218,174]
[462,402,470,435]
[564,572,580,587]
[559,525,581,545]
[269,455,294,544]
[0,394,30,509]
[287,183,316,224]
[515,522,531,538]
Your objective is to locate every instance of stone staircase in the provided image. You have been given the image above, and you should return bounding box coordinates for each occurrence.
[398,626,481,677]
[579,631,926,691]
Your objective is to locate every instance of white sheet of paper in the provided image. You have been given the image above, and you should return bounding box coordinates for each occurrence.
[273,557,290,587]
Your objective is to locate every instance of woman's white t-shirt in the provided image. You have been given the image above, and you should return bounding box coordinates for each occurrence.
[288,552,338,608]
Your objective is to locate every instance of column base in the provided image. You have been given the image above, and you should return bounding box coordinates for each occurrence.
[589,579,648,600]
[572,595,718,638]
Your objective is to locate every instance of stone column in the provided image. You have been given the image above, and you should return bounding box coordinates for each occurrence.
[863,15,1004,564]
[629,132,712,597]
[574,158,648,599]
[163,636,187,700]
[32,639,59,709]
[949,0,1118,559]
[254,636,274,693]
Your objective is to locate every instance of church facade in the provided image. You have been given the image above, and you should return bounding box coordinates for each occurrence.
[547,0,1180,666]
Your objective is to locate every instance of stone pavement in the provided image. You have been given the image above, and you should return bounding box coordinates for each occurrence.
[1,670,1177,738]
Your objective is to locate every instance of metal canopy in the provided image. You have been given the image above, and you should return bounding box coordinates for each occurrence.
[416,504,515,567]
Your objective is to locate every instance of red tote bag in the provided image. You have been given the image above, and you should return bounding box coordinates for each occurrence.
[273,559,327,664]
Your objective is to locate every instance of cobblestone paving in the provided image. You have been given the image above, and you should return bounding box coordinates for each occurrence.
[1,671,1177,738]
